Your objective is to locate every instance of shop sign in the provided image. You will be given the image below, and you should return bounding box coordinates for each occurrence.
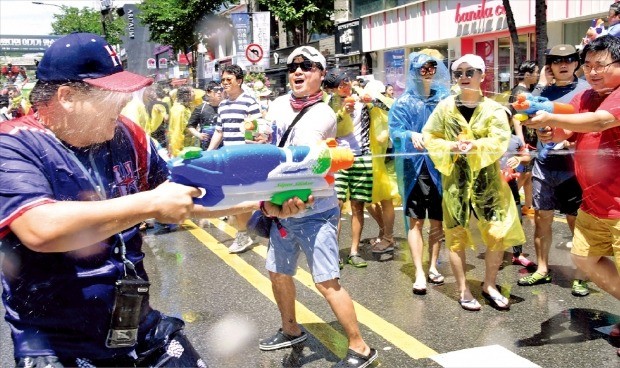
[455,0,505,23]
[335,19,361,56]
[127,8,135,39]
[455,0,507,37]
[147,58,156,69]
[158,58,167,69]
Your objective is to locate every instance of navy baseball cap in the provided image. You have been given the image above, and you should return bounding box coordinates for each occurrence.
[36,33,152,92]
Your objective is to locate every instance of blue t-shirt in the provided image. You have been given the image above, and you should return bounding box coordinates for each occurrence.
[0,115,168,360]
[532,78,589,180]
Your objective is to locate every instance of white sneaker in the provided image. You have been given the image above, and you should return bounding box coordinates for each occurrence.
[229,231,254,254]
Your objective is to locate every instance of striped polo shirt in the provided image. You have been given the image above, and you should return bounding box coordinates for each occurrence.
[217,91,262,146]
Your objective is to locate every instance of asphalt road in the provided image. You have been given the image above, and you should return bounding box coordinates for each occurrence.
[1,209,619,367]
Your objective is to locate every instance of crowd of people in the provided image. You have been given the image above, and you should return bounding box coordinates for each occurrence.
[1,2,620,365]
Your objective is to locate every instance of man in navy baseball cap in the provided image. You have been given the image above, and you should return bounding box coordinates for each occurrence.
[36,32,152,92]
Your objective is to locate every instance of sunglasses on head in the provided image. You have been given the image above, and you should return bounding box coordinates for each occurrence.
[549,56,578,65]
[453,69,477,79]
[419,66,437,76]
[287,60,318,73]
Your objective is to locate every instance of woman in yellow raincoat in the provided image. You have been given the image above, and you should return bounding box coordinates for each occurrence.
[167,85,195,157]
[422,54,525,311]
[360,80,399,253]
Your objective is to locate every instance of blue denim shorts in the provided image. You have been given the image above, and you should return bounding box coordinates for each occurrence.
[266,207,340,283]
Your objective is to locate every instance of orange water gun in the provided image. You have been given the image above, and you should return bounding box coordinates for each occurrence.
[511,93,574,121]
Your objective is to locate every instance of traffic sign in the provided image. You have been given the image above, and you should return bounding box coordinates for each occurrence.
[245,43,264,63]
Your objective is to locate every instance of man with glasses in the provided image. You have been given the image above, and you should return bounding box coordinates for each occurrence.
[525,34,620,357]
[517,45,591,297]
[208,64,263,254]
[259,46,378,368]
[187,81,223,150]
[389,50,451,296]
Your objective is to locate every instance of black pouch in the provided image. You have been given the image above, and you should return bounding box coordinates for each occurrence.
[105,277,150,348]
[246,210,274,239]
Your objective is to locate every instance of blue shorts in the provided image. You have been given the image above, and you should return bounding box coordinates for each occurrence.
[532,175,582,215]
[266,207,340,283]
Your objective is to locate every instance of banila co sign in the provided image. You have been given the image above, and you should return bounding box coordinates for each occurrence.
[455,0,507,37]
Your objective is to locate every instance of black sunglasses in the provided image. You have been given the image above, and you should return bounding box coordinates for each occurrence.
[549,56,578,65]
[453,69,477,79]
[210,87,223,92]
[420,66,437,76]
[287,60,318,73]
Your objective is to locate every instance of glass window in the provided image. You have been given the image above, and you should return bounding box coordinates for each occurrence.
[564,20,593,49]
[498,37,512,93]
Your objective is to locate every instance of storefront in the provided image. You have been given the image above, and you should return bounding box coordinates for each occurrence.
[361,0,610,96]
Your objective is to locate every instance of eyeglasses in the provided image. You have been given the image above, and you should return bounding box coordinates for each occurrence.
[287,60,318,73]
[211,87,223,92]
[420,66,437,76]
[582,60,620,74]
[221,77,236,83]
[549,56,578,65]
[453,69,477,79]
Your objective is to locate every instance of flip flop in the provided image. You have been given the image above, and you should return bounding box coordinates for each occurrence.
[412,280,427,295]
[427,270,445,285]
[459,298,481,311]
[481,291,510,310]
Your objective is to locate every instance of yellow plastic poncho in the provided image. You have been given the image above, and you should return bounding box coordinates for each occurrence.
[120,97,149,130]
[368,100,399,203]
[146,103,167,137]
[167,102,193,157]
[422,96,525,251]
[324,93,354,138]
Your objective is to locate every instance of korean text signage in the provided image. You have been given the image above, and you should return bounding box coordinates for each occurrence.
[0,35,61,52]
[252,11,271,69]
[455,0,507,37]
[335,19,361,56]
[231,13,252,69]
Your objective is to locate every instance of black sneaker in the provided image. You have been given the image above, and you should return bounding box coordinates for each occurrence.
[259,329,307,351]
[333,348,378,368]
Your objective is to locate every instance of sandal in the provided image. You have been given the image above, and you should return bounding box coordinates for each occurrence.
[459,298,481,311]
[371,238,395,254]
[481,291,510,310]
[517,271,552,286]
[333,348,378,368]
[412,279,427,295]
[427,270,445,285]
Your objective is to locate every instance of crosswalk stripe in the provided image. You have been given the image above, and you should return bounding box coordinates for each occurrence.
[194,218,438,359]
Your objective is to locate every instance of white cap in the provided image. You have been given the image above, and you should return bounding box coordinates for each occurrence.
[363,80,386,99]
[451,54,486,73]
[287,46,326,69]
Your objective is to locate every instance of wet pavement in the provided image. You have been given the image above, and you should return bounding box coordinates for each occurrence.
[1,209,619,367]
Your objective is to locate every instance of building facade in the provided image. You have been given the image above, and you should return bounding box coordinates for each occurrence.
[358,0,610,97]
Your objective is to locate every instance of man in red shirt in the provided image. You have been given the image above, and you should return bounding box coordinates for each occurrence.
[526,34,620,357]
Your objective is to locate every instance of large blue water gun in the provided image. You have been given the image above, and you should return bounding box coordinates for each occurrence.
[511,93,575,159]
[168,138,354,209]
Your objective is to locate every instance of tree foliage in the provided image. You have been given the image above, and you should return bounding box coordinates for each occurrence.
[51,6,125,45]
[258,0,335,45]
